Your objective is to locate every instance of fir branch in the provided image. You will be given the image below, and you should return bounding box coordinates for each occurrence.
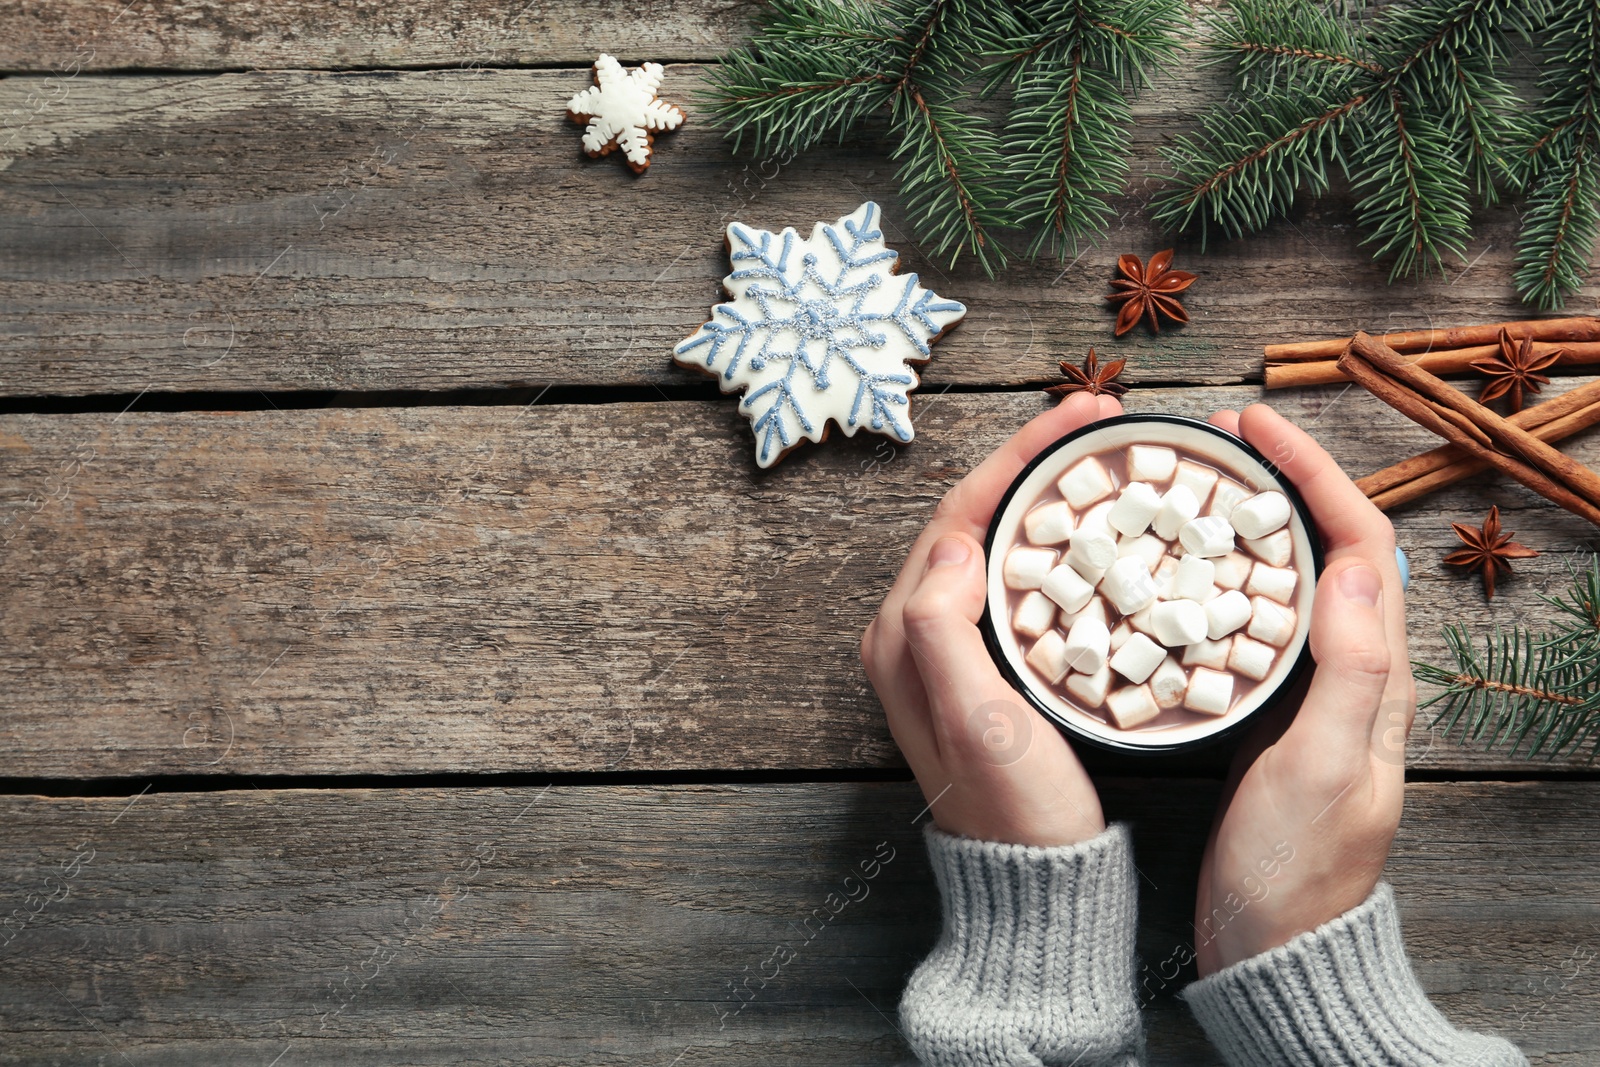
[1227,41,1384,75]
[892,87,1013,272]
[705,0,1182,274]
[995,0,1186,256]
[703,33,897,157]
[1538,554,1600,689]
[884,0,1014,271]
[1513,0,1600,309]
[1418,556,1600,760]
[1347,85,1472,279]
[1157,0,1541,280]
[1154,86,1364,242]
[1215,0,1378,93]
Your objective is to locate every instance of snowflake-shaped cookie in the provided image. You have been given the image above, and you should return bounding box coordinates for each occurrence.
[566,54,685,173]
[675,202,967,468]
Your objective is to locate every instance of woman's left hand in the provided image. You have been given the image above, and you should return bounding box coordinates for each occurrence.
[860,392,1121,847]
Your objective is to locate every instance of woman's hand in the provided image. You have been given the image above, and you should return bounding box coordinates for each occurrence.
[1194,403,1414,976]
[860,392,1120,848]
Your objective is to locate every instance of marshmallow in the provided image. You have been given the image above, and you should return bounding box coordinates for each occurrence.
[1108,482,1162,537]
[1172,554,1216,601]
[1242,529,1294,568]
[1118,533,1167,571]
[1066,663,1113,706]
[1024,500,1075,546]
[1151,599,1208,646]
[1150,656,1188,708]
[1228,635,1276,680]
[1128,444,1178,484]
[1184,667,1235,716]
[1025,630,1071,683]
[1101,556,1161,615]
[1173,460,1220,504]
[1110,619,1135,651]
[1246,562,1299,605]
[1205,588,1252,640]
[1110,631,1166,684]
[1004,546,1057,590]
[1127,603,1158,637]
[1064,614,1111,674]
[1041,563,1095,614]
[1106,684,1161,729]
[1061,595,1109,631]
[1154,554,1180,586]
[1247,596,1298,647]
[1231,491,1291,539]
[1182,637,1231,670]
[1213,551,1254,590]
[1152,484,1200,541]
[1178,515,1237,558]
[1066,523,1118,578]
[1209,478,1251,521]
[1058,456,1114,509]
[1011,591,1057,639]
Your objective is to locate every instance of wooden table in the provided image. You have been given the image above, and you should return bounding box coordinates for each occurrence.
[2,3,1597,1063]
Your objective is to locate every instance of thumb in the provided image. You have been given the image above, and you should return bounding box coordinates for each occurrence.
[1283,559,1392,768]
[899,533,1031,757]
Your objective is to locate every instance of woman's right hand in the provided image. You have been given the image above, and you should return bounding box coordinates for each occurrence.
[1193,403,1415,976]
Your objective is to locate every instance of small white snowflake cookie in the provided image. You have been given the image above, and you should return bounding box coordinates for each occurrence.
[674,202,967,468]
[566,53,685,173]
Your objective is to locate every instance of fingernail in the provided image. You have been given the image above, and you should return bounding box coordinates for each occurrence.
[1338,564,1381,607]
[928,537,971,568]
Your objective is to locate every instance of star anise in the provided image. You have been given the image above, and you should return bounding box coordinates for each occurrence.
[1045,348,1128,398]
[1472,328,1561,413]
[1105,249,1197,336]
[1444,505,1539,600]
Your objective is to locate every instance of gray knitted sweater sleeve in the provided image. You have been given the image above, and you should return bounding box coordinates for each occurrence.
[900,823,1144,1066]
[901,823,1527,1067]
[1183,882,1528,1066]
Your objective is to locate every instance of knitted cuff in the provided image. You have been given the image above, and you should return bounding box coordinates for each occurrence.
[900,823,1143,1067]
[1183,883,1527,1067]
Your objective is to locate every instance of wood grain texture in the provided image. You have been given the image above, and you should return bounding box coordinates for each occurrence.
[3,385,1596,779]
[2,65,1592,398]
[0,0,758,72]
[0,780,1592,1065]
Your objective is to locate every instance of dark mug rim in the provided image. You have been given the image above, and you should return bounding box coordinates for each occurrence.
[978,413,1326,755]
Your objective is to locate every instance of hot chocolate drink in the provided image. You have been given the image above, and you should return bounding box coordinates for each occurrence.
[992,433,1311,739]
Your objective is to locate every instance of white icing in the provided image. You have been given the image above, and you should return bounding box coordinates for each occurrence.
[674,202,966,467]
[567,54,685,169]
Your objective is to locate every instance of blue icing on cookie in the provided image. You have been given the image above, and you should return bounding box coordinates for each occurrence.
[674,202,967,468]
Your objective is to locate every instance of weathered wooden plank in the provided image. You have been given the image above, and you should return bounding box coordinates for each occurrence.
[0,781,1592,1064]
[3,66,1589,397]
[2,385,1595,778]
[0,0,758,73]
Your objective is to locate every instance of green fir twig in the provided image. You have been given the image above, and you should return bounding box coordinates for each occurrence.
[1512,0,1600,309]
[1153,0,1545,281]
[701,0,1185,275]
[1417,555,1600,760]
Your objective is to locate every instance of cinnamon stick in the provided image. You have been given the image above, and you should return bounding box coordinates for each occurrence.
[1266,317,1600,362]
[1368,399,1600,511]
[1340,332,1600,527]
[1359,379,1600,509]
[1266,340,1600,389]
